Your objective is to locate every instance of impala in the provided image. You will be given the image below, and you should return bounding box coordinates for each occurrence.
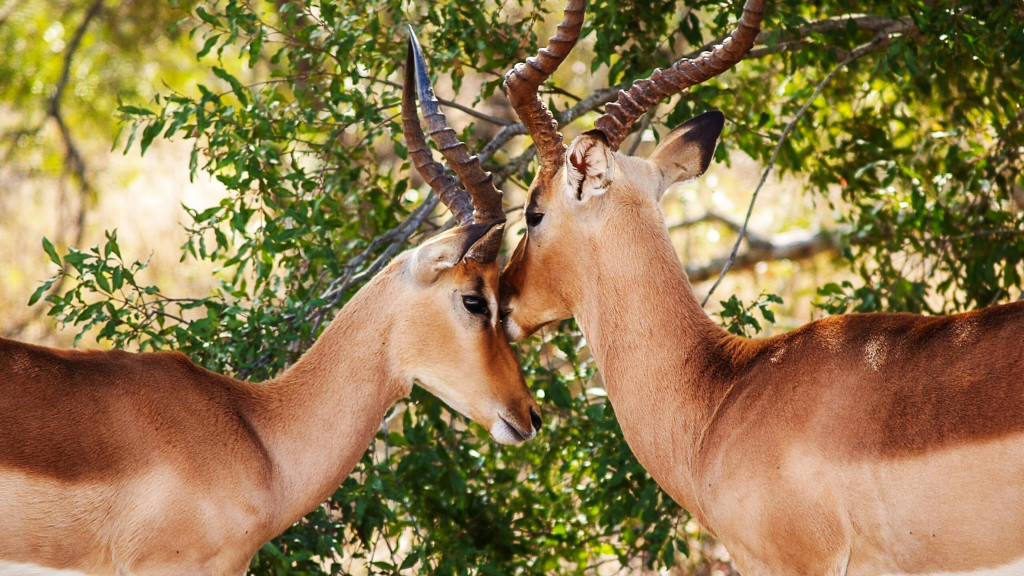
[0,32,540,576]
[494,0,1024,574]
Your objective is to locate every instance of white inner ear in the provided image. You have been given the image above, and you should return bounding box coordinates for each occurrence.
[408,238,460,285]
[566,137,613,201]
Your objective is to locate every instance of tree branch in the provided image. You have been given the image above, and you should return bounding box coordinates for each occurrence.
[49,0,104,204]
[27,0,105,317]
[477,86,622,164]
[476,14,916,172]
[698,14,917,59]
[685,228,841,283]
[364,75,512,127]
[668,210,771,247]
[237,192,442,378]
[700,30,897,306]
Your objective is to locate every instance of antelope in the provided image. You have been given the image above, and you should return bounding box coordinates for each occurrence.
[0,32,541,576]
[494,0,1024,574]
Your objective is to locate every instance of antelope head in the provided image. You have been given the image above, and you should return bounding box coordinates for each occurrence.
[399,30,540,443]
[499,0,765,341]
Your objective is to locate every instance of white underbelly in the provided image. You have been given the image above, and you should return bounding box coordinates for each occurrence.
[0,561,94,576]
[882,555,1024,576]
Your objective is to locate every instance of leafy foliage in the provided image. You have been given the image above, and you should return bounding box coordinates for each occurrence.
[717,292,784,336]
[21,0,1024,573]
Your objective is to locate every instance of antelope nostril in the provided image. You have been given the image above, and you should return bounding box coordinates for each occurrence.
[529,407,542,431]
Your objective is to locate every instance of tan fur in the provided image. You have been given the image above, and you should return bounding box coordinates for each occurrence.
[0,226,538,575]
[501,117,1024,576]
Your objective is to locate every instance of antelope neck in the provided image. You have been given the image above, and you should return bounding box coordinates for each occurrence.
[574,227,736,510]
[245,269,408,536]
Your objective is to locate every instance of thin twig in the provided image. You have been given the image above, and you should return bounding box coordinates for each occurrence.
[363,75,512,127]
[625,106,654,157]
[50,0,105,189]
[685,228,842,283]
[701,32,895,306]
[26,0,106,320]
[478,86,622,164]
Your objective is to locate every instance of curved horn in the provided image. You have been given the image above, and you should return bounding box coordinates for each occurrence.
[407,26,505,225]
[593,0,765,151]
[402,37,474,226]
[503,0,586,170]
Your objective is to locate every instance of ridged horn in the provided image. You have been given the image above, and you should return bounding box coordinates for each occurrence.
[593,0,765,151]
[503,0,586,170]
[402,36,474,226]
[407,26,505,225]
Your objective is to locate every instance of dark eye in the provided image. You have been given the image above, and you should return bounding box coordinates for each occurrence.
[462,295,489,316]
[525,211,544,227]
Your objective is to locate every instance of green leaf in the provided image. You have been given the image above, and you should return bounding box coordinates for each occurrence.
[117,105,156,117]
[41,237,61,266]
[212,67,249,106]
[28,279,56,306]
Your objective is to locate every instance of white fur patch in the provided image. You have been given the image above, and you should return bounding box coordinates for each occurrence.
[864,336,888,371]
[953,318,977,347]
[489,417,535,445]
[501,317,527,344]
[0,561,94,576]
[881,554,1024,576]
[565,136,612,200]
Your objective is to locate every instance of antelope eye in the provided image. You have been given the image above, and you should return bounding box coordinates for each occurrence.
[525,212,544,227]
[462,295,489,316]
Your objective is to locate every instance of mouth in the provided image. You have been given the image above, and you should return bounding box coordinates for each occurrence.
[491,415,536,445]
[500,315,526,343]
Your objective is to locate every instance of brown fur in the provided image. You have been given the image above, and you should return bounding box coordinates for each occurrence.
[0,226,539,575]
[501,115,1024,575]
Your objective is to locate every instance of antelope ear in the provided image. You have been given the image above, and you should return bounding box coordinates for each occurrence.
[565,131,615,204]
[648,110,724,191]
[409,222,504,284]
[409,230,463,285]
[463,221,505,264]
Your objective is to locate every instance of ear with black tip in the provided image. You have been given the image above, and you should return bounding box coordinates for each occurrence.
[648,110,725,192]
[565,131,615,204]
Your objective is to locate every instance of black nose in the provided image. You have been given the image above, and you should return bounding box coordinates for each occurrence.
[529,407,542,432]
